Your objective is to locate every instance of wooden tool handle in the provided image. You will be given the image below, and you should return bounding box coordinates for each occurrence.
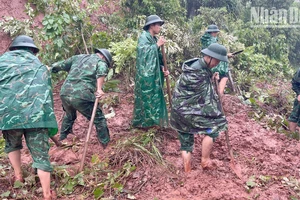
[79,98,100,172]
[161,45,172,108]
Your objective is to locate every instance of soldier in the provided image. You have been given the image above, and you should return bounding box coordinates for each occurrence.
[170,43,229,172]
[288,68,300,139]
[132,14,169,129]
[0,35,58,200]
[51,48,112,149]
[200,24,233,95]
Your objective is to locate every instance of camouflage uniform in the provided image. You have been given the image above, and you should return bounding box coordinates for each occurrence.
[289,69,300,126]
[170,58,228,152]
[200,33,229,79]
[0,50,58,172]
[51,54,110,144]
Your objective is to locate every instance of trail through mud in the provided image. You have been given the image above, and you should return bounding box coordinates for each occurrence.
[8,82,298,200]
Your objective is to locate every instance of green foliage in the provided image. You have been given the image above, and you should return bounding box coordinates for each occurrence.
[121,0,186,25]
[234,47,291,79]
[160,22,193,71]
[1,191,10,198]
[0,16,34,37]
[109,38,137,74]
[0,3,35,37]
[90,31,112,51]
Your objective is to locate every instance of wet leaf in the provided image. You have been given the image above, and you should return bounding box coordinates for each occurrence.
[1,191,10,198]
[246,176,256,188]
[13,180,24,188]
[113,182,123,192]
[259,175,271,183]
[94,187,104,199]
[91,154,100,164]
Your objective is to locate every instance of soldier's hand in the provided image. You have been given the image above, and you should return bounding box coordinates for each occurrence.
[95,90,105,98]
[157,36,166,47]
[163,68,170,77]
[212,72,220,81]
[227,53,234,58]
[297,95,300,102]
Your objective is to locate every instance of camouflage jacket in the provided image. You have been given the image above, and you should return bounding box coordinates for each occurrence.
[51,54,108,101]
[200,33,229,77]
[170,58,227,134]
[0,50,58,136]
[292,68,300,96]
[201,33,218,49]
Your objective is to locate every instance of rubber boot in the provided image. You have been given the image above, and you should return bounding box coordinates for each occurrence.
[181,151,192,173]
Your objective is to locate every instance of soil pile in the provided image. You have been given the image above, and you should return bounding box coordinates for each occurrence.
[47,84,300,199]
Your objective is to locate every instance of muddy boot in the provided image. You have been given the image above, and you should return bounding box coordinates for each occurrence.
[100,142,108,150]
[181,151,192,173]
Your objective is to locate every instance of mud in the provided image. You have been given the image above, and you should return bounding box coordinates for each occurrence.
[1,82,300,199]
[48,86,300,199]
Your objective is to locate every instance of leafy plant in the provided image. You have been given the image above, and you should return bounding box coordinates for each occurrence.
[109,37,137,74]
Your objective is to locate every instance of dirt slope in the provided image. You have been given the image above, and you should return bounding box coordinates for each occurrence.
[0,79,299,200]
[44,83,299,200]
[0,0,45,54]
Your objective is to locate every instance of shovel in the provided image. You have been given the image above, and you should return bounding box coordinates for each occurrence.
[215,79,243,180]
[79,97,100,172]
[161,45,172,108]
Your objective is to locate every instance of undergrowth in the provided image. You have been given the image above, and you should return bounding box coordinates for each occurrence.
[0,128,174,199]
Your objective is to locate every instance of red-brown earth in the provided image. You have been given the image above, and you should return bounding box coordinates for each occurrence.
[1,81,300,200]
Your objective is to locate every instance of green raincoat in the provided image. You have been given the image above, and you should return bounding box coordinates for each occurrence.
[170,58,227,135]
[132,31,168,128]
[200,33,229,77]
[0,50,58,136]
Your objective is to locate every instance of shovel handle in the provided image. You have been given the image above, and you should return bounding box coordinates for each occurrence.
[215,79,234,158]
[79,98,100,172]
[161,45,172,108]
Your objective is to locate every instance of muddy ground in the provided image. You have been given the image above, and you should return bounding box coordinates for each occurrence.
[2,81,299,200]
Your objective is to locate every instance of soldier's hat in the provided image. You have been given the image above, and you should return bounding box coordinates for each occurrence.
[143,15,164,30]
[205,24,220,33]
[201,43,228,62]
[94,48,113,67]
[9,35,39,53]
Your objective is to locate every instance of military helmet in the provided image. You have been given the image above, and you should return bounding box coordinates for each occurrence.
[205,24,220,33]
[94,48,112,66]
[143,15,164,30]
[201,43,228,62]
[9,35,39,53]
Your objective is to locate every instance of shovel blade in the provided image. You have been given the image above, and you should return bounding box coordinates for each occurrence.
[229,160,243,180]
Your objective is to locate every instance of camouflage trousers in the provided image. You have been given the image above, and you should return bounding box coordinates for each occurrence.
[288,99,300,126]
[60,95,110,144]
[178,130,219,152]
[2,128,53,172]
